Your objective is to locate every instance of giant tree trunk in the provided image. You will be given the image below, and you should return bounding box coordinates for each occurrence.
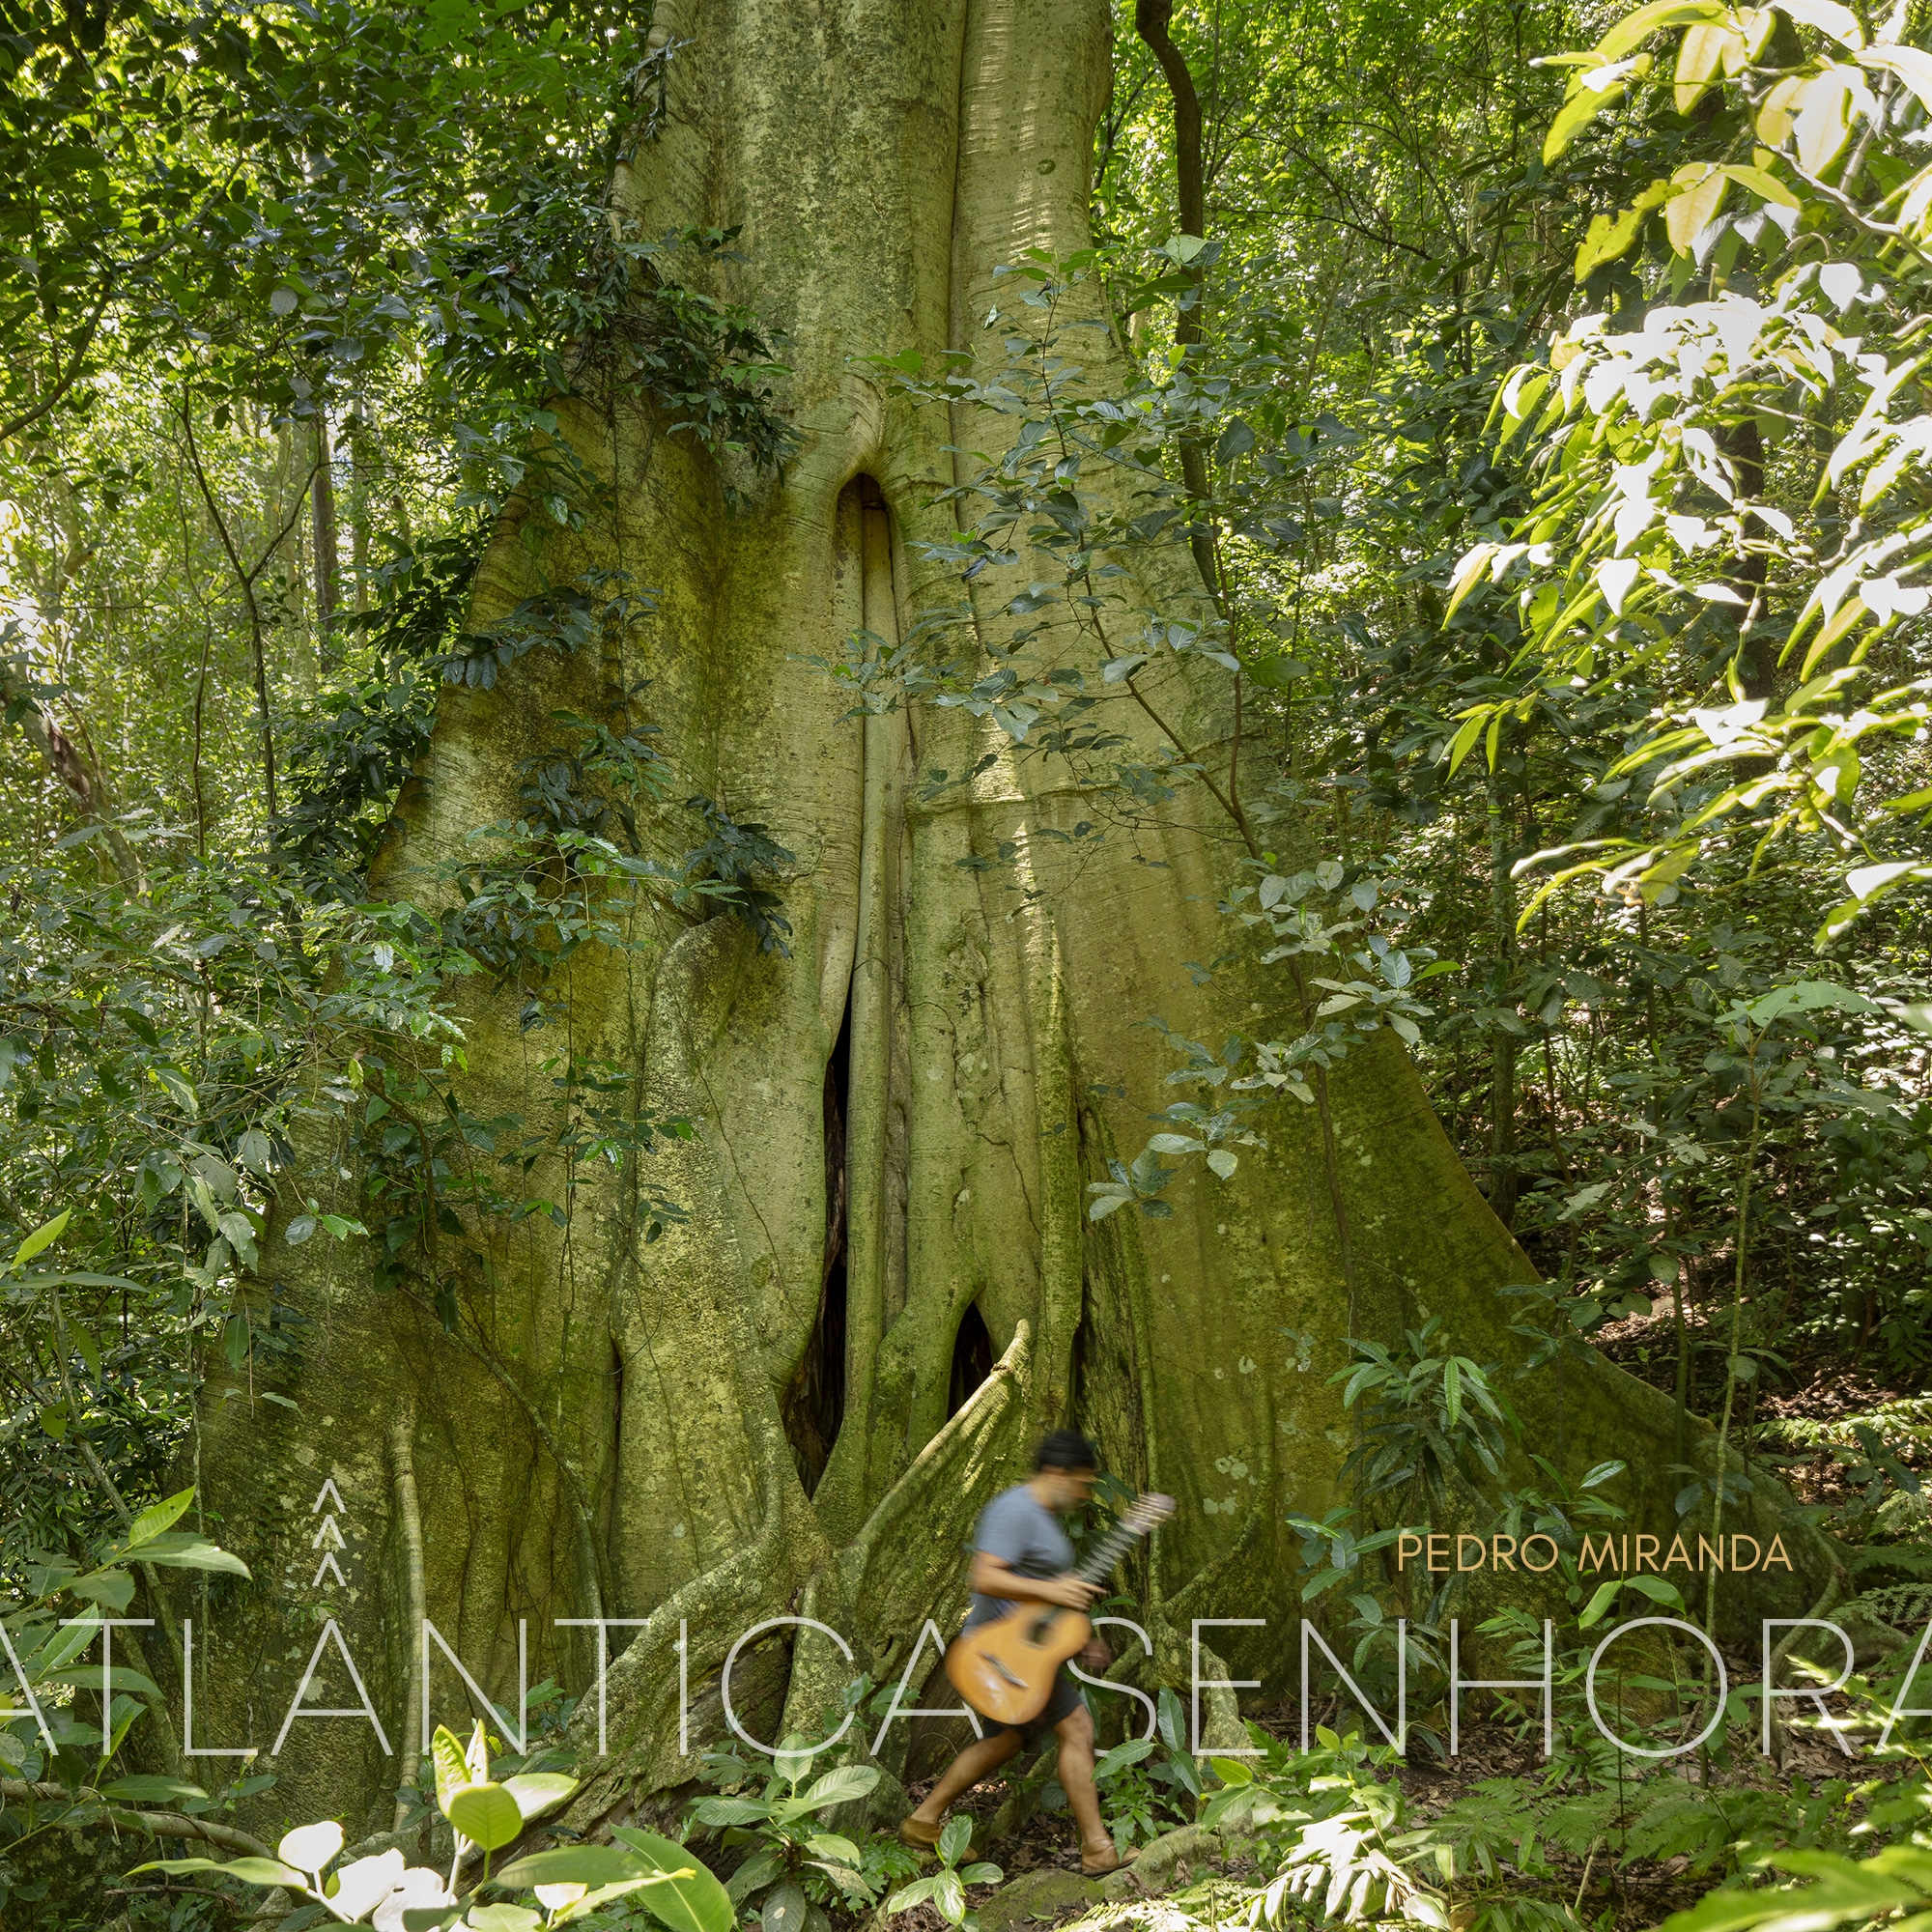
[188,0,1827,1833]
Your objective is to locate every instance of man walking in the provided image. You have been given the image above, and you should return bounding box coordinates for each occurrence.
[899,1430,1128,1875]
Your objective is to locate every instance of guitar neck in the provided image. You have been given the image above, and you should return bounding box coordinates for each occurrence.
[1073,1517,1151,1586]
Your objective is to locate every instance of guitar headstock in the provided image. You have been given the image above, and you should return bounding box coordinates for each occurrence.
[1124,1492,1176,1532]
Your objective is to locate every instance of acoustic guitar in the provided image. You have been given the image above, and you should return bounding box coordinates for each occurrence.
[944,1492,1176,1725]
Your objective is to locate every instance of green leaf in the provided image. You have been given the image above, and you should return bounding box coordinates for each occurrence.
[431,1724,469,1814]
[101,1775,209,1804]
[789,1763,881,1815]
[1446,708,1491,775]
[127,1488,196,1549]
[1545,80,1627,163]
[1624,1574,1686,1609]
[762,1881,808,1932]
[1094,1737,1155,1780]
[935,1869,966,1921]
[497,1846,662,1889]
[605,1828,735,1932]
[1596,0,1727,61]
[1719,162,1801,209]
[804,1833,863,1864]
[502,1770,578,1821]
[938,1814,974,1867]
[887,1878,940,1914]
[11,1208,71,1270]
[724,1847,784,1905]
[130,1858,306,1888]
[149,1065,199,1118]
[447,1780,524,1851]
[467,1908,540,1932]
[1579,1580,1622,1628]
[691,1795,771,1828]
[36,1665,163,1696]
[68,1565,135,1610]
[121,1535,250,1578]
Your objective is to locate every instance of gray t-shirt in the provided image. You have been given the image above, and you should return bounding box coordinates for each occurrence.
[964,1483,1075,1629]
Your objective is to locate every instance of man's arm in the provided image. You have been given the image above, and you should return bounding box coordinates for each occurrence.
[969,1552,1099,1610]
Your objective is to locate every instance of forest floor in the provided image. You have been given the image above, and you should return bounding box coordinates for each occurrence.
[892,1703,1894,1932]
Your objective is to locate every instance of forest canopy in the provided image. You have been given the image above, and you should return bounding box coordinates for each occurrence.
[1,0,1928,1929]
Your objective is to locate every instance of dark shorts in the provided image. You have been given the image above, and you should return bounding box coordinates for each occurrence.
[1000,1663,1081,1748]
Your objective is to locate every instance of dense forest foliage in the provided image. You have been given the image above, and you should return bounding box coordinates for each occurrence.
[1,0,1928,1927]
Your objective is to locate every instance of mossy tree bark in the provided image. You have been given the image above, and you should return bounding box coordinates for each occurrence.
[186,0,1829,1835]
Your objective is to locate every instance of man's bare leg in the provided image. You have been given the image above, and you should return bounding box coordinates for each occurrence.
[906,1727,1025,1831]
[1053,1702,1113,1863]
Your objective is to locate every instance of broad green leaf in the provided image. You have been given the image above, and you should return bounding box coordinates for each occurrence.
[790,1763,880,1815]
[1579,1580,1622,1628]
[1597,0,1727,60]
[1746,979,1880,1021]
[1793,68,1859,175]
[1545,83,1628,165]
[1094,1736,1155,1780]
[100,1774,208,1804]
[66,1561,134,1607]
[1576,206,1644,279]
[690,1795,772,1827]
[497,1846,663,1889]
[1625,1574,1687,1609]
[804,1833,863,1864]
[127,1488,196,1549]
[11,1208,71,1270]
[1664,165,1727,250]
[121,1535,249,1578]
[1719,162,1801,208]
[467,1907,540,1932]
[1446,710,1489,776]
[36,1665,162,1696]
[431,1724,469,1813]
[1757,71,1806,142]
[606,1827,735,1932]
[1675,21,1737,111]
[446,1780,524,1851]
[762,1881,808,1932]
[724,1847,784,1905]
[131,1858,305,1888]
[502,1770,579,1821]
[149,1065,199,1118]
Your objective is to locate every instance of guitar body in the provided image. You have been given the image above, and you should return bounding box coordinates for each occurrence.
[946,1605,1092,1726]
